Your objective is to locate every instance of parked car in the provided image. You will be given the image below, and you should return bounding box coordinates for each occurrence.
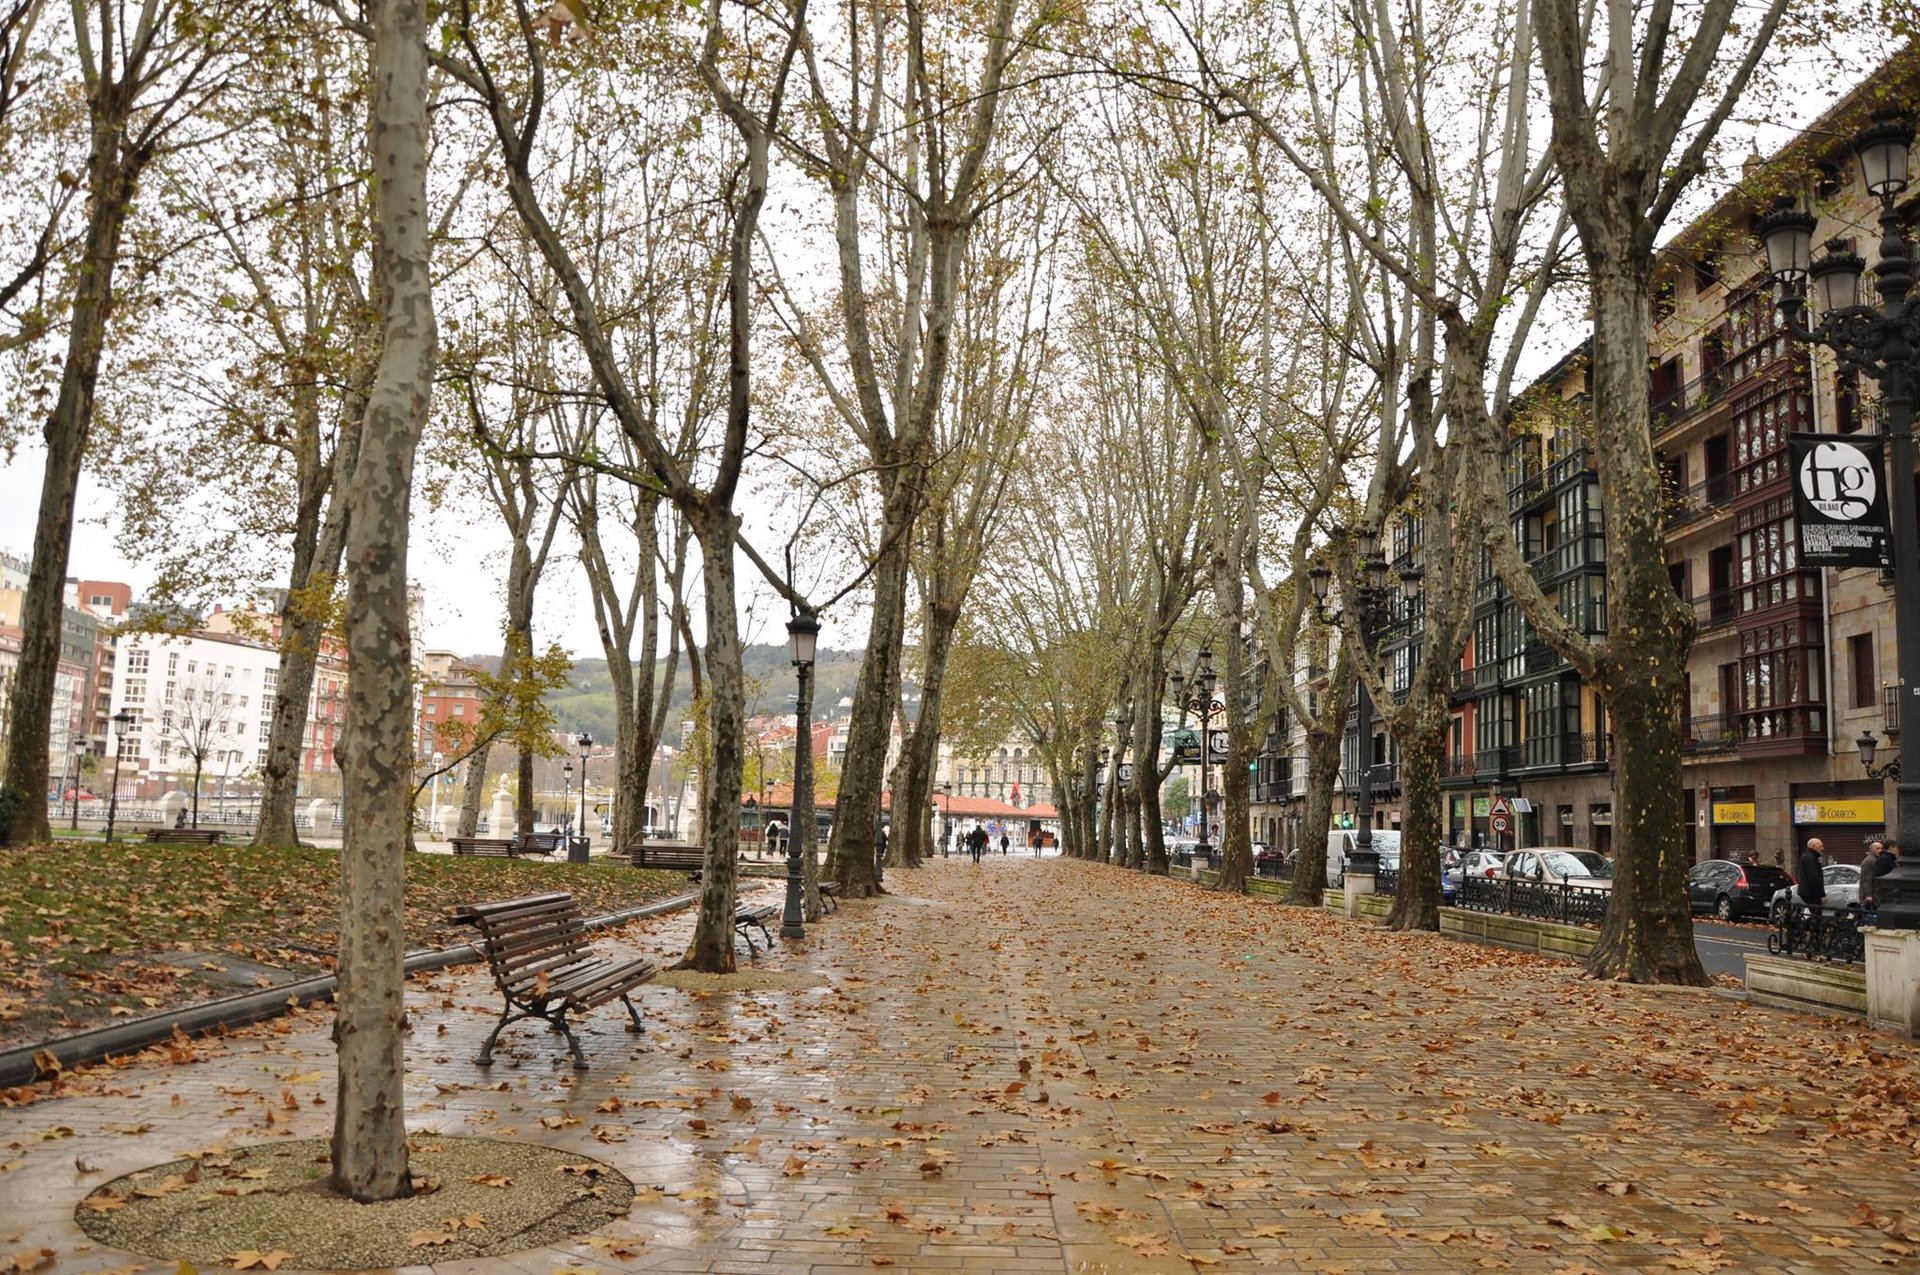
[1766,863,1862,924]
[1498,847,1615,890]
[1448,849,1510,895]
[1168,838,1201,867]
[1685,858,1795,921]
[1326,829,1403,887]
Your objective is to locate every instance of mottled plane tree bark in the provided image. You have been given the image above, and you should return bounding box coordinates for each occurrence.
[330,0,435,1203]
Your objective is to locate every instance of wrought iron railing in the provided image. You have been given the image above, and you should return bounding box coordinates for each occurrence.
[1689,587,1738,628]
[1683,715,1739,755]
[1649,366,1731,432]
[1766,903,1864,964]
[1455,875,1611,926]
[1376,866,1401,897]
[1664,474,1736,529]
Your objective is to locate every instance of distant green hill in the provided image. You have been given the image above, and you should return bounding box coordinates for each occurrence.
[525,645,879,739]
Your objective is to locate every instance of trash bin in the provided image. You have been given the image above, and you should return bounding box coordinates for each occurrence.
[568,835,590,864]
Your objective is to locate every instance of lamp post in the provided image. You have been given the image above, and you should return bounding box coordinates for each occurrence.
[68,739,83,831]
[1169,651,1221,868]
[105,709,134,844]
[1756,111,1920,929]
[561,760,573,833]
[429,750,444,836]
[938,780,951,856]
[1308,528,1422,880]
[576,733,592,838]
[783,610,819,939]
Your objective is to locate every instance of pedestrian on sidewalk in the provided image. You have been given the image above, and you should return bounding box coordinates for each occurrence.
[999,832,1009,856]
[1797,838,1826,910]
[1859,839,1885,912]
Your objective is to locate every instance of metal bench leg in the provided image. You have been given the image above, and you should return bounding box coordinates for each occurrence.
[756,919,774,947]
[620,990,645,1033]
[554,1012,590,1070]
[736,923,759,955]
[476,1004,538,1067]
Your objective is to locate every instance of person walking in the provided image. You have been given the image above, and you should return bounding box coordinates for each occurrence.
[1797,838,1827,911]
[999,832,1010,856]
[1860,839,1886,915]
[969,824,985,864]
[874,822,888,883]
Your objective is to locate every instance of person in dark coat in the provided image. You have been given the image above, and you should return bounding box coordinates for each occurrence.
[1860,840,1886,913]
[1797,838,1826,909]
[999,832,1010,856]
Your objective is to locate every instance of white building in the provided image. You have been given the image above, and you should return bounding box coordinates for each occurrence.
[110,631,283,790]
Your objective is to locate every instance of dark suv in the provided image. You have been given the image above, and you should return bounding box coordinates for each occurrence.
[1686,859,1793,921]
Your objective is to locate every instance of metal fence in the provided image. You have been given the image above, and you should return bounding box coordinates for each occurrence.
[1376,866,1400,897]
[1766,904,1865,964]
[1455,874,1610,926]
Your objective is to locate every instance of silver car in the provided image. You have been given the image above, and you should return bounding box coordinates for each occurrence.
[1768,863,1862,923]
[1497,847,1615,890]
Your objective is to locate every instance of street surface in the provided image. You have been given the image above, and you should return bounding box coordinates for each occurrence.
[2,859,1914,1272]
[1691,918,1778,979]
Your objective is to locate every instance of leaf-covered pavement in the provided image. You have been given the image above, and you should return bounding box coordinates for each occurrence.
[1,857,1916,1273]
[0,842,691,1049]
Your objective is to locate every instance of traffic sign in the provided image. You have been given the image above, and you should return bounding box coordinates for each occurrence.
[1491,812,1512,835]
[1490,795,1513,817]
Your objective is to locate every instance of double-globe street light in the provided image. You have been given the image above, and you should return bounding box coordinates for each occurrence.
[1307,527,1421,880]
[1757,110,1920,930]
[561,759,574,833]
[1168,652,1221,869]
[782,610,820,940]
[576,732,592,847]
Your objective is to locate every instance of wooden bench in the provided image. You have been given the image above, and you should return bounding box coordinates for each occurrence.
[514,831,565,857]
[145,828,222,846]
[626,844,706,879]
[734,902,778,954]
[818,881,841,913]
[451,837,517,857]
[450,892,656,1070]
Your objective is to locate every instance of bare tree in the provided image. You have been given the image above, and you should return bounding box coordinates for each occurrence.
[2,0,243,846]
[158,671,242,830]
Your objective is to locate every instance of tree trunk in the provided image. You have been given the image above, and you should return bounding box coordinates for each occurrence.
[331,0,434,1202]
[825,479,916,898]
[1578,261,1705,984]
[680,508,744,973]
[1385,696,1444,931]
[456,740,490,837]
[0,113,135,848]
[190,757,204,829]
[1290,688,1345,906]
[1213,566,1254,892]
[890,600,960,870]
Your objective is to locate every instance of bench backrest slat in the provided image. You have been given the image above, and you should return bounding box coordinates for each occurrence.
[460,895,597,999]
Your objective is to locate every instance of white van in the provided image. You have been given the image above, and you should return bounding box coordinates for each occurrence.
[1326,829,1402,887]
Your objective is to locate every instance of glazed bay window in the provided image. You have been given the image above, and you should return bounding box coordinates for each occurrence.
[1556,573,1608,636]
[1739,619,1825,746]
[1730,365,1811,495]
[1735,495,1818,615]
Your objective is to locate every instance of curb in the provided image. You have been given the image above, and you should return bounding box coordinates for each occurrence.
[0,891,700,1089]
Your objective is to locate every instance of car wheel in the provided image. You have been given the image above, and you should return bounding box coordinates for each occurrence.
[1769,899,1787,926]
[1715,895,1734,922]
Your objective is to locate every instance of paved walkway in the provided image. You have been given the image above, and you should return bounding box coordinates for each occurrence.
[2,859,1916,1273]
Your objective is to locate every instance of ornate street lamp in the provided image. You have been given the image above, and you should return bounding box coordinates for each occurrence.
[1756,110,1920,929]
[782,609,819,939]
[1858,730,1900,781]
[561,760,574,833]
[1169,651,1223,868]
[105,709,134,844]
[1309,527,1420,879]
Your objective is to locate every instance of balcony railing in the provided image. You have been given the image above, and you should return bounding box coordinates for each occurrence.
[1443,752,1476,779]
[1663,473,1736,529]
[1339,762,1400,792]
[1683,714,1739,755]
[1453,665,1478,694]
[1545,445,1593,488]
[1649,366,1731,433]
[1530,531,1607,584]
[1690,587,1738,629]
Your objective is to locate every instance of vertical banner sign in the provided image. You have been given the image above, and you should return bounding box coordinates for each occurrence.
[1790,433,1891,568]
